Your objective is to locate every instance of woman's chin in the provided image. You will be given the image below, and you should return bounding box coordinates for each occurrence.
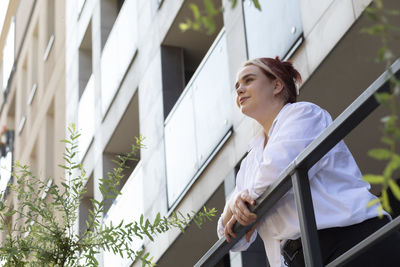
[240,106,253,117]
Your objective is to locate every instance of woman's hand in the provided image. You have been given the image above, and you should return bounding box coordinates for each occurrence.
[230,189,257,226]
[224,216,237,242]
[224,216,259,243]
[245,223,258,242]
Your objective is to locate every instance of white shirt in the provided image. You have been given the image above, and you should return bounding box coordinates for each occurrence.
[217,102,383,267]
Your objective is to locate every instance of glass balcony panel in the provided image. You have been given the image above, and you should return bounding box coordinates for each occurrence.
[243,0,303,59]
[2,17,14,92]
[165,30,231,208]
[103,163,143,267]
[78,0,85,15]
[165,88,198,207]
[101,0,137,115]
[0,151,12,194]
[192,32,231,167]
[78,74,95,159]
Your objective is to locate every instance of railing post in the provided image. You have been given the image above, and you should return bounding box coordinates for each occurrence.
[291,169,323,267]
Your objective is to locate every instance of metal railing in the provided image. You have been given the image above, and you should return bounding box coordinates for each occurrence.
[195,57,400,267]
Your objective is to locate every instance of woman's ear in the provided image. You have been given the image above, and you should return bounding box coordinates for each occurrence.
[273,79,284,96]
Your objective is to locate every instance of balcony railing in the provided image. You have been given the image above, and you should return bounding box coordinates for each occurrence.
[100,0,138,116]
[195,58,400,267]
[103,161,143,267]
[78,74,95,160]
[164,29,232,209]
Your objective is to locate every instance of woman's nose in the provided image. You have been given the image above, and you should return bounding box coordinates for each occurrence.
[236,85,245,94]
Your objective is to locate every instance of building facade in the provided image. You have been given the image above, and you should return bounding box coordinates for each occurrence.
[0,0,66,243]
[66,0,400,266]
[1,0,399,266]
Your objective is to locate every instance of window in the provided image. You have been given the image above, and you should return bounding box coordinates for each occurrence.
[78,175,94,236]
[46,0,55,39]
[163,30,233,208]
[17,57,28,135]
[79,21,92,98]
[28,141,38,179]
[43,0,55,61]
[160,0,223,119]
[100,0,125,51]
[28,24,39,105]
[78,0,86,17]
[102,91,140,213]
[2,17,14,93]
[0,130,14,197]
[45,101,55,179]
[0,62,3,105]
[242,0,303,60]
[100,0,137,115]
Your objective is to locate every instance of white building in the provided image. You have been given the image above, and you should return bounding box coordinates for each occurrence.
[0,0,398,266]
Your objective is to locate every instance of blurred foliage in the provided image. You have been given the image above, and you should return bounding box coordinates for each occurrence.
[179,0,261,35]
[362,0,400,216]
[0,124,216,266]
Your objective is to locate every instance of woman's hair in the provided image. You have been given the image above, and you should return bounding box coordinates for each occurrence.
[243,56,302,103]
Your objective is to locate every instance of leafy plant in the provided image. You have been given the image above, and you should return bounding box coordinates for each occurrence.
[0,124,216,266]
[362,0,400,215]
[179,0,261,34]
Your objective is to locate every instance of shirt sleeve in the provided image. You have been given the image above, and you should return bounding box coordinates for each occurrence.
[216,157,258,251]
[249,103,331,199]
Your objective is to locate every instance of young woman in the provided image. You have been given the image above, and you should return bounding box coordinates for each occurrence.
[217,57,400,267]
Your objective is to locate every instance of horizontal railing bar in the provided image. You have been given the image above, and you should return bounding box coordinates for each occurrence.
[194,58,400,267]
[326,216,400,267]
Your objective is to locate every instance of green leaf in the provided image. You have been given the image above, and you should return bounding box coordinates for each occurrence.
[202,16,216,35]
[4,210,16,217]
[381,189,392,213]
[374,92,392,106]
[386,9,400,16]
[154,213,161,226]
[367,148,392,160]
[377,204,384,218]
[179,22,191,32]
[366,198,381,207]
[384,156,400,178]
[388,179,400,200]
[252,0,262,10]
[361,24,385,35]
[189,4,201,20]
[377,46,387,61]
[381,136,394,146]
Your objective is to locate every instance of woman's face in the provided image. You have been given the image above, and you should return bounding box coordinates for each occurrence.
[235,65,281,119]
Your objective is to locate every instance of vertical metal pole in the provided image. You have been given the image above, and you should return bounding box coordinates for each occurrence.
[291,169,323,267]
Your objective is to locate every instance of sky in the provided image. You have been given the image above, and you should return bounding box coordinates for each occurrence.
[0,0,10,37]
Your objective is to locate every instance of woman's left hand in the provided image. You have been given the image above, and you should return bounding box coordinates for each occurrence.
[225,216,258,243]
[231,189,257,226]
[224,216,237,242]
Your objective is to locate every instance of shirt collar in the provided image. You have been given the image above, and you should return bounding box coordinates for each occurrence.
[247,103,292,151]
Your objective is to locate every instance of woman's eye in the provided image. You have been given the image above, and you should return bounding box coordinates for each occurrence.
[245,78,253,83]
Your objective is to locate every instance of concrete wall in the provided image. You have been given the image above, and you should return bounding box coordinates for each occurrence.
[64,0,400,266]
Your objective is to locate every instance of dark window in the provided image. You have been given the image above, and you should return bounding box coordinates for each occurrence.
[160,0,223,119]
[79,21,92,98]
[100,0,125,51]
[102,91,140,213]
